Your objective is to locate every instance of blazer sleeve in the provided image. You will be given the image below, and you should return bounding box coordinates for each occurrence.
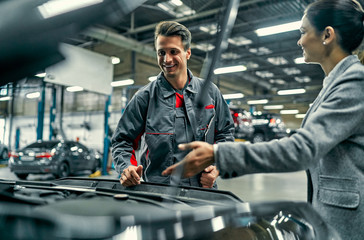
[215,73,364,178]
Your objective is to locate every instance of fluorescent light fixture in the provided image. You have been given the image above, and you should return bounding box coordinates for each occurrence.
[0,96,12,101]
[26,92,40,99]
[111,56,120,65]
[247,99,268,105]
[148,76,158,82]
[35,72,46,78]
[294,57,305,64]
[111,79,134,87]
[277,88,306,95]
[223,93,244,99]
[214,65,246,75]
[171,0,183,6]
[66,86,84,92]
[38,0,103,19]
[280,109,299,114]
[255,20,301,37]
[295,114,306,118]
[263,105,284,110]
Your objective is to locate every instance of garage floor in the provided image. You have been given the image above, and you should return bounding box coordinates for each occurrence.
[0,165,307,203]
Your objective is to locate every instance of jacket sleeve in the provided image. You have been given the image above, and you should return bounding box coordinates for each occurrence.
[111,91,148,174]
[213,85,235,143]
[215,73,364,178]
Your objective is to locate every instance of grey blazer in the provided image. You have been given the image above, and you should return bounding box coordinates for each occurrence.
[216,55,364,240]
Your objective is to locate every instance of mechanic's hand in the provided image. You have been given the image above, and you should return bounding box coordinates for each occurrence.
[120,165,143,187]
[200,165,219,188]
[162,141,215,178]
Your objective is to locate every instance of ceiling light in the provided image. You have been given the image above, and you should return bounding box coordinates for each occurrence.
[35,72,46,78]
[283,67,301,75]
[193,43,215,52]
[256,71,274,78]
[295,114,306,118]
[280,109,299,114]
[0,96,12,101]
[111,79,134,87]
[214,65,246,75]
[247,99,268,105]
[223,93,244,99]
[277,88,306,95]
[294,57,305,64]
[295,76,311,83]
[255,20,301,37]
[148,76,157,82]
[267,57,288,66]
[26,92,40,99]
[170,0,183,6]
[111,56,120,65]
[38,0,103,19]
[263,105,284,110]
[228,36,252,46]
[66,86,84,92]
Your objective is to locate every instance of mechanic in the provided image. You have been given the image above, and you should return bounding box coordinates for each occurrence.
[112,21,234,188]
[163,1,364,239]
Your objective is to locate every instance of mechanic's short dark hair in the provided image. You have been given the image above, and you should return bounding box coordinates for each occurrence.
[154,21,191,51]
[305,0,364,53]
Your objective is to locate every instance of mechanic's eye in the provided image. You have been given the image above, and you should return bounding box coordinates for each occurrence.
[158,50,166,56]
[171,49,177,55]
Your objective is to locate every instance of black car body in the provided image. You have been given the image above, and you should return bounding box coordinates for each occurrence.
[251,113,288,143]
[230,108,254,141]
[0,177,341,240]
[8,140,101,179]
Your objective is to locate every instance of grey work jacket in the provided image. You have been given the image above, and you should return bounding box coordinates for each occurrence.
[112,69,234,187]
[215,55,364,240]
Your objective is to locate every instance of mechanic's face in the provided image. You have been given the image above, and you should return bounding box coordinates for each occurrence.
[297,15,325,64]
[156,35,191,81]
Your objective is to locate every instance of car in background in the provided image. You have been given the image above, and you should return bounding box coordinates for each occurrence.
[230,108,254,141]
[8,140,101,180]
[0,141,8,161]
[251,113,288,143]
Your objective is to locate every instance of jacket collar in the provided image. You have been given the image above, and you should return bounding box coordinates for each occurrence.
[158,69,198,98]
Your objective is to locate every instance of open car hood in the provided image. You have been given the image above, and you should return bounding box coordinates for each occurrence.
[0,177,340,240]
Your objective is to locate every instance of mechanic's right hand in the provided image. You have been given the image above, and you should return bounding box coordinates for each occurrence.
[120,165,143,186]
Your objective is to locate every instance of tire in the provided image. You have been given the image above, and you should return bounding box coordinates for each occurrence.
[15,173,28,180]
[252,133,265,143]
[1,149,8,160]
[56,162,70,178]
[91,160,101,173]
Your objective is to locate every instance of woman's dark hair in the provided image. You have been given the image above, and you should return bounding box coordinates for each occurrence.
[305,0,364,53]
[154,21,192,51]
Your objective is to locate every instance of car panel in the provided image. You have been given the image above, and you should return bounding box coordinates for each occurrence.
[0,177,341,240]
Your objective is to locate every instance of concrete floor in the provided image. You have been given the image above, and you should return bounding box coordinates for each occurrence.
[0,163,307,203]
[216,171,307,202]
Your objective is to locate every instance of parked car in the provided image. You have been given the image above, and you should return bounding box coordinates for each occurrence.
[0,141,8,161]
[0,177,340,240]
[230,108,254,141]
[251,113,288,143]
[8,140,101,180]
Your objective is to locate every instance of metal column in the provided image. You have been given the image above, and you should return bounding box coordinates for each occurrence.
[36,81,46,140]
[102,95,111,175]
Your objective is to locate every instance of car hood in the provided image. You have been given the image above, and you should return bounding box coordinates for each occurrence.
[0,177,341,240]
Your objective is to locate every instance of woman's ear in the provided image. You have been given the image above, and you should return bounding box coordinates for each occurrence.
[322,26,335,44]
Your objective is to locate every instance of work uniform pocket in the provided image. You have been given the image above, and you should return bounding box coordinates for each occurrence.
[318,175,360,209]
